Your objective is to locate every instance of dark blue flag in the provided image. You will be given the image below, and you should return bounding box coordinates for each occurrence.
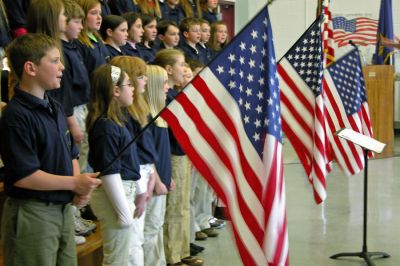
[373,0,394,64]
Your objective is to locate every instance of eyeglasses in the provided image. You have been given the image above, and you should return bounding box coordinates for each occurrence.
[119,83,133,88]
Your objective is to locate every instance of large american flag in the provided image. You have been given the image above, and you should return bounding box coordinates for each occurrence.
[323,49,373,175]
[278,18,331,204]
[332,16,378,47]
[161,5,289,265]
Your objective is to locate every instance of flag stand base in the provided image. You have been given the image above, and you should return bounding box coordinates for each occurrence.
[330,150,390,266]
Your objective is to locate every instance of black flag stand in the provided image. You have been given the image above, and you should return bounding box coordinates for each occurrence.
[330,130,390,266]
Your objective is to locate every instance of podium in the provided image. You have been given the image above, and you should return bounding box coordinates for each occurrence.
[362,65,394,158]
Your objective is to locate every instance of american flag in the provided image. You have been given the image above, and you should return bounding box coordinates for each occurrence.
[323,49,373,175]
[332,16,378,47]
[278,18,331,204]
[161,5,289,266]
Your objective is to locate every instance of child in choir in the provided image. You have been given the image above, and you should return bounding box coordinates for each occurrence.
[100,15,128,58]
[60,0,93,172]
[0,33,101,266]
[87,64,140,265]
[209,21,229,55]
[178,18,206,64]
[143,65,173,266]
[155,20,180,51]
[110,55,157,266]
[198,18,213,64]
[153,49,204,266]
[137,14,158,63]
[75,0,111,75]
[160,0,186,25]
[121,12,144,58]
[199,0,219,24]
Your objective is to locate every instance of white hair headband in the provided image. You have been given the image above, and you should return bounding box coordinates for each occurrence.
[111,65,122,85]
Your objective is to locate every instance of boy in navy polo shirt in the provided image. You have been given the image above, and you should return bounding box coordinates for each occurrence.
[178,18,207,64]
[0,33,101,266]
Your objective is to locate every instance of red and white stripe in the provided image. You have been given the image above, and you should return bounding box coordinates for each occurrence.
[322,72,373,175]
[161,68,289,266]
[278,59,330,204]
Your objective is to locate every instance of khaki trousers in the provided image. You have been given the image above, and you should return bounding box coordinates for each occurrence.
[163,155,191,264]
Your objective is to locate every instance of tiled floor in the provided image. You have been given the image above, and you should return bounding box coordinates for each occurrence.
[197,135,400,265]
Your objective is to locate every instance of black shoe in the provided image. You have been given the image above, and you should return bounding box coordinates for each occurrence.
[190,247,200,256]
[190,243,205,252]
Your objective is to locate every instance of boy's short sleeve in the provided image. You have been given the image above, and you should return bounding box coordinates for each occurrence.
[0,123,41,182]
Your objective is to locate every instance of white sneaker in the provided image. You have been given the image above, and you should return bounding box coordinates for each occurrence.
[75,235,86,245]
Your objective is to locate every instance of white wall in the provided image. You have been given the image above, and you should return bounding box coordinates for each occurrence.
[234,0,400,61]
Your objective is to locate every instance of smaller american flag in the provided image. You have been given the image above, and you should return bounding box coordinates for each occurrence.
[323,49,373,175]
[332,16,378,47]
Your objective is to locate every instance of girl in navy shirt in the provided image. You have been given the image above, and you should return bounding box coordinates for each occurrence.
[121,12,145,58]
[75,0,111,75]
[137,14,158,64]
[87,64,140,265]
[110,55,158,266]
[100,15,128,58]
[143,64,172,266]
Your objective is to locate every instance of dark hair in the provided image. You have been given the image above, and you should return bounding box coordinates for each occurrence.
[157,20,178,36]
[122,11,141,30]
[7,33,59,80]
[100,14,127,40]
[141,13,156,27]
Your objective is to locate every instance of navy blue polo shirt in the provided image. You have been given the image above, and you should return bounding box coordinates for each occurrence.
[166,88,185,155]
[198,43,213,65]
[149,123,171,188]
[88,117,141,181]
[202,11,218,24]
[76,36,111,75]
[100,0,111,16]
[0,88,78,203]
[121,43,144,59]
[108,0,139,15]
[126,116,158,165]
[3,0,30,31]
[105,44,126,59]
[61,40,91,107]
[179,41,207,65]
[160,3,185,25]
[137,43,156,64]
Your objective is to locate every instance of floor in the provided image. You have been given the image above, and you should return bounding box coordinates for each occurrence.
[196,134,400,266]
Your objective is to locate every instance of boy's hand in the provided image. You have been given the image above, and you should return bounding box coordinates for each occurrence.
[154,180,168,195]
[73,194,91,208]
[169,178,176,191]
[74,172,102,195]
[134,193,147,218]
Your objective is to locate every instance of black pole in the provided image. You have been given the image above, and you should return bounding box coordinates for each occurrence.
[362,149,368,254]
[330,149,390,265]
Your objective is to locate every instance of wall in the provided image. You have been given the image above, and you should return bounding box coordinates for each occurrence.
[234,0,400,62]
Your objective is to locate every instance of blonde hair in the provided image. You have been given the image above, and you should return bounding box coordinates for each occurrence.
[144,65,168,127]
[136,0,161,19]
[153,48,184,69]
[74,0,104,48]
[86,64,128,130]
[109,56,150,126]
